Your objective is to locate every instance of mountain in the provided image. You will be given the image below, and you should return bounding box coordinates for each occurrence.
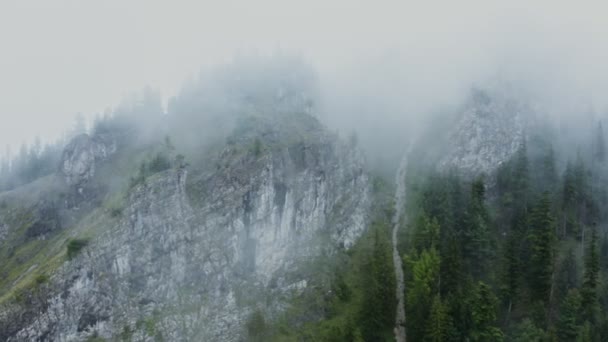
[0,107,370,340]
[2,60,608,341]
[438,88,528,175]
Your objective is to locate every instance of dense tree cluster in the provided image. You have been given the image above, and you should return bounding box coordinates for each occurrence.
[401,120,608,341]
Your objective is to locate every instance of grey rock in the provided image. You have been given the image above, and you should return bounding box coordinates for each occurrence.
[439,88,528,175]
[5,121,370,341]
[60,134,116,188]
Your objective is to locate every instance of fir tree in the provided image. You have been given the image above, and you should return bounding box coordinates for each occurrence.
[360,224,395,340]
[500,231,521,317]
[556,248,579,301]
[425,295,454,342]
[581,225,600,322]
[405,247,440,342]
[468,281,503,341]
[557,289,582,341]
[463,177,493,279]
[528,193,555,305]
[594,121,606,164]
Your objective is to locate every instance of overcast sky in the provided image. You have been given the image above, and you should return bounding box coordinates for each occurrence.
[1,0,607,151]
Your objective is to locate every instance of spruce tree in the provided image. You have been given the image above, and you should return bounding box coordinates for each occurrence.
[463,177,492,279]
[425,295,454,342]
[557,289,582,341]
[581,225,600,322]
[360,224,395,340]
[541,145,558,193]
[405,247,440,342]
[500,232,520,316]
[556,248,579,301]
[594,121,606,164]
[513,142,530,217]
[468,281,503,341]
[528,193,555,305]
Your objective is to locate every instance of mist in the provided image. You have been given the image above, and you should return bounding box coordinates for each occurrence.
[1,1,607,155]
[4,2,608,340]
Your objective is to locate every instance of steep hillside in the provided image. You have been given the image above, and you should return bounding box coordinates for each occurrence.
[0,111,370,341]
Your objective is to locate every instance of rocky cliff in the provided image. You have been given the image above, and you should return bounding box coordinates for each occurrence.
[439,88,529,175]
[0,112,370,341]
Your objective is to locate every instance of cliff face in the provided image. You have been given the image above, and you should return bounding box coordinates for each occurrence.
[2,113,370,341]
[439,88,528,175]
[61,133,117,189]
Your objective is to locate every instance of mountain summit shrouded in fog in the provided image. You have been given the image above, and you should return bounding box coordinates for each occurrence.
[2,1,608,341]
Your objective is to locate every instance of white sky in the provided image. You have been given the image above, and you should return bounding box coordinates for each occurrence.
[1,0,607,150]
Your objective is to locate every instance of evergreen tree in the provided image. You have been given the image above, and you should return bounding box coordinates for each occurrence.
[468,281,503,341]
[581,225,600,322]
[405,247,440,342]
[528,193,556,305]
[509,318,546,342]
[440,234,463,297]
[513,142,530,216]
[412,212,440,253]
[557,289,582,341]
[425,295,454,342]
[556,248,579,301]
[463,177,493,279]
[500,231,520,316]
[540,145,558,193]
[360,224,395,341]
[246,309,267,342]
[594,121,606,164]
[577,321,593,342]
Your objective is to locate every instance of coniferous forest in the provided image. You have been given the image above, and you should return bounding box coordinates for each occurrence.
[261,121,608,342]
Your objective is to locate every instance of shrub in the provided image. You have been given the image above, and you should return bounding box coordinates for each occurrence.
[148,153,171,173]
[35,274,49,285]
[252,138,263,157]
[67,239,89,259]
[109,207,123,218]
[246,309,267,341]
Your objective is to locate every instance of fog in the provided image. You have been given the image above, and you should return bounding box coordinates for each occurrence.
[1,0,607,157]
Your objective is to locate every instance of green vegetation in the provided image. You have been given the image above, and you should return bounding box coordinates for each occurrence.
[252,138,263,157]
[246,309,268,342]
[129,152,171,188]
[85,334,107,342]
[266,176,396,341]
[396,125,608,340]
[67,239,89,259]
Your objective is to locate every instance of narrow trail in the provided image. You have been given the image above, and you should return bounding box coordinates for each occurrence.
[392,146,411,342]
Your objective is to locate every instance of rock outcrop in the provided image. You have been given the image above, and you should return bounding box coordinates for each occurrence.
[60,134,116,189]
[439,88,528,175]
[4,114,370,341]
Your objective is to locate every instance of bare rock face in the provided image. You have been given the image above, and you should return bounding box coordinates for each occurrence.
[3,115,370,341]
[439,88,528,175]
[60,134,116,188]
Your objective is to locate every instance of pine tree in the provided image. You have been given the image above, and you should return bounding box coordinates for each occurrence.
[594,121,606,164]
[509,318,546,342]
[500,232,520,317]
[425,295,454,342]
[557,289,582,341]
[468,281,503,341]
[405,247,440,342]
[556,248,579,301]
[581,225,600,322]
[541,145,558,193]
[360,224,395,340]
[412,212,440,253]
[577,321,593,342]
[528,193,555,305]
[463,177,493,279]
[440,234,463,297]
[513,142,530,216]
